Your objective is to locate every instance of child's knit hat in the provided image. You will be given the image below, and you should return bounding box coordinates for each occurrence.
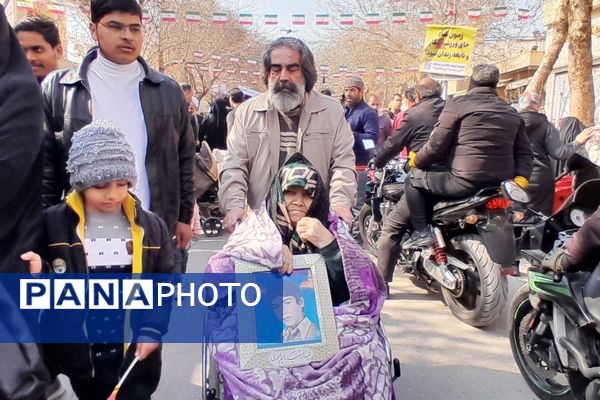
[67,120,138,191]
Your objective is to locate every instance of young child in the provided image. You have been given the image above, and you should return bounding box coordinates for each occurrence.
[21,120,173,400]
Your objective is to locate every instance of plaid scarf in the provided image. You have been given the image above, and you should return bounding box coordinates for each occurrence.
[267,153,330,254]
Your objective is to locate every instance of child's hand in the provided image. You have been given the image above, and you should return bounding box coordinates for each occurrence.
[21,251,42,274]
[135,341,159,361]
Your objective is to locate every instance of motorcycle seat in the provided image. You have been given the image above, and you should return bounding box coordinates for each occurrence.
[433,187,500,212]
[433,198,470,211]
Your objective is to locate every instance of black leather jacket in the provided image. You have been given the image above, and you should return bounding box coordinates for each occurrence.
[41,48,195,235]
[374,96,446,168]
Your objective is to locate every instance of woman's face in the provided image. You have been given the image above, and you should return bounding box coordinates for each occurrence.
[283,186,313,226]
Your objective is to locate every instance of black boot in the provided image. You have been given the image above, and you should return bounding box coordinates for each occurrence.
[402,228,433,249]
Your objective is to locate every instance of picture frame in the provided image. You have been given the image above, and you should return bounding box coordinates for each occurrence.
[235,253,340,370]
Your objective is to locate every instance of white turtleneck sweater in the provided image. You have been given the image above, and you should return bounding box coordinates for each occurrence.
[88,51,151,210]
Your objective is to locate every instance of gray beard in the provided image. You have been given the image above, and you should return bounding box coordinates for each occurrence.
[268,83,305,113]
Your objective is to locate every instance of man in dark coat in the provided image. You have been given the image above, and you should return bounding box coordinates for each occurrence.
[0,5,45,273]
[0,6,50,400]
[372,77,445,287]
[518,92,593,215]
[404,64,533,247]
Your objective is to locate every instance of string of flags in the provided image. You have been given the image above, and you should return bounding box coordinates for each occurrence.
[319,65,422,78]
[149,7,531,26]
[16,1,532,25]
[185,54,422,79]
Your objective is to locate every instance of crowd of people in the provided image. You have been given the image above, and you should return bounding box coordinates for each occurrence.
[1,0,600,399]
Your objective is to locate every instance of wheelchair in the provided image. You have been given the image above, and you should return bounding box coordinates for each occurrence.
[199,318,401,400]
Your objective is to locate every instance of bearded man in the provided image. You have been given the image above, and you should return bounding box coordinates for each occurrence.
[219,37,356,232]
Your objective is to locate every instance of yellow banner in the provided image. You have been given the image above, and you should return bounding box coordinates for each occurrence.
[420,25,477,77]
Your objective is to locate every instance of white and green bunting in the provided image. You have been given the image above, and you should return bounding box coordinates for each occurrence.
[392,12,407,24]
[186,11,201,24]
[292,14,306,25]
[418,11,433,22]
[16,1,34,10]
[141,7,534,27]
[467,8,482,20]
[161,11,176,22]
[48,2,66,15]
[238,13,252,26]
[212,12,227,24]
[340,13,354,25]
[316,14,330,25]
[366,13,381,25]
[518,8,531,20]
[265,14,278,25]
[493,7,508,17]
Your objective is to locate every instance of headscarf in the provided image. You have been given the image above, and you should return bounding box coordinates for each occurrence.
[559,116,586,144]
[266,153,330,254]
[518,91,542,112]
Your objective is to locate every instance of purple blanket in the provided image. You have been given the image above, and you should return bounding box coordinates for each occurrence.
[205,214,393,399]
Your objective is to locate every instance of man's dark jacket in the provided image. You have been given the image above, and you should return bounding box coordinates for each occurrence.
[520,111,579,214]
[345,100,379,166]
[415,86,533,183]
[0,5,45,273]
[41,48,195,235]
[374,96,445,168]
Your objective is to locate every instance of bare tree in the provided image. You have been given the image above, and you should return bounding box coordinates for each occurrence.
[567,0,595,125]
[527,0,569,94]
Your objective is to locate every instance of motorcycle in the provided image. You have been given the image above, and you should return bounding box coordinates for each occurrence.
[358,158,407,256]
[401,180,530,327]
[509,179,600,400]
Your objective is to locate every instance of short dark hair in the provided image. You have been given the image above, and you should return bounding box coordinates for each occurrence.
[180,83,192,92]
[320,88,332,96]
[470,64,500,88]
[229,88,244,104]
[392,93,402,99]
[262,37,318,92]
[14,15,61,47]
[91,0,142,24]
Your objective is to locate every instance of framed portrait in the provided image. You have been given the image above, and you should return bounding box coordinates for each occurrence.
[235,253,340,370]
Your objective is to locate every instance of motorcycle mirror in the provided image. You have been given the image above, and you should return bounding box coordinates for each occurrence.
[501,180,530,204]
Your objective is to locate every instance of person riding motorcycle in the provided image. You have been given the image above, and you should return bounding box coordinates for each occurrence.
[370,77,445,290]
[518,91,595,216]
[403,64,533,248]
[550,206,600,273]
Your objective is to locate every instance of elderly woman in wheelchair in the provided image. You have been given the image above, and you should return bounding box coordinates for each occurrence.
[204,154,397,399]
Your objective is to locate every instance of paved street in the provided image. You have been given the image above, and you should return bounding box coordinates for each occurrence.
[153,235,538,400]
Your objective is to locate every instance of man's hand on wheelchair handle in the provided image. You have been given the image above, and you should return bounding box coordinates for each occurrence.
[224,208,246,233]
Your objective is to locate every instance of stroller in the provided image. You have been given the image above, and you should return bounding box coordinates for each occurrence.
[193,141,224,237]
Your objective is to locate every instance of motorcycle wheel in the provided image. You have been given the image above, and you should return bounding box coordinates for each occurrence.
[508,284,588,400]
[358,204,379,256]
[442,234,508,327]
